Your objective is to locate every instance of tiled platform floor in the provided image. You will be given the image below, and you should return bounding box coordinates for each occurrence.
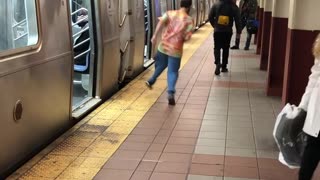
[9,24,320,180]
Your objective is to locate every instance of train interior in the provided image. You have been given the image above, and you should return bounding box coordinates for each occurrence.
[70,0,95,109]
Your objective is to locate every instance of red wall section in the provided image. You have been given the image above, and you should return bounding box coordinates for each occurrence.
[282,29,319,105]
[256,8,264,54]
[260,12,272,70]
[266,17,288,96]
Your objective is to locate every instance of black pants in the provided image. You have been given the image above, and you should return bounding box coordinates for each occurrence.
[234,25,253,48]
[299,135,320,180]
[214,32,232,68]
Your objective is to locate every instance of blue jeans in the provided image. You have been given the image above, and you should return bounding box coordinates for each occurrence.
[148,51,181,95]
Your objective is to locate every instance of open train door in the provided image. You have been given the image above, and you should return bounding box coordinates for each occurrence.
[143,0,154,67]
[69,0,101,117]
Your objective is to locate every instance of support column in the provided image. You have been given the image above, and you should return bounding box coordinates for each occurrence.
[254,0,260,45]
[256,0,264,54]
[282,0,320,105]
[266,0,289,96]
[259,0,273,70]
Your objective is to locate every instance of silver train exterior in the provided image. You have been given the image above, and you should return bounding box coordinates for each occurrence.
[0,0,212,177]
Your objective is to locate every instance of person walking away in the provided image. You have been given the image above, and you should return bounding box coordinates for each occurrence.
[145,0,194,105]
[230,0,257,50]
[298,34,320,180]
[209,0,242,75]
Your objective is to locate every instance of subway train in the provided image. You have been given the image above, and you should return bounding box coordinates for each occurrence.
[0,0,215,177]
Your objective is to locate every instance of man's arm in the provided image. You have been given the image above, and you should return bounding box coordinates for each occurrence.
[151,13,168,44]
[208,4,217,28]
[233,6,242,35]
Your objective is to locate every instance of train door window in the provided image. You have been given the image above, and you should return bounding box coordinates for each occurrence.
[69,0,96,109]
[0,0,38,54]
[143,0,152,62]
[160,0,168,15]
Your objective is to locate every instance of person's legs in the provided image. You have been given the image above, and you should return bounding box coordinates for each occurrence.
[167,56,181,105]
[299,135,320,180]
[214,32,223,75]
[245,30,252,50]
[231,23,246,49]
[222,32,233,72]
[147,51,168,86]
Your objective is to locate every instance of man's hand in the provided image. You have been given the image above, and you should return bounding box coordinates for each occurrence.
[151,36,156,44]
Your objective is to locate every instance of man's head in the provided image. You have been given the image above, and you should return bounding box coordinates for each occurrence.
[180,0,192,14]
[77,8,88,27]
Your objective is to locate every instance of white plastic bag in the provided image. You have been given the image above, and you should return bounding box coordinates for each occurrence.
[273,103,307,168]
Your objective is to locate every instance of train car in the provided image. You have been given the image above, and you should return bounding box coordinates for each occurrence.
[0,0,208,177]
[0,0,74,177]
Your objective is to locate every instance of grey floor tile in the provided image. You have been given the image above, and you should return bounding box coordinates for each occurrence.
[206,106,228,111]
[197,138,226,147]
[229,89,248,94]
[199,131,226,139]
[251,113,275,121]
[227,121,253,128]
[227,127,254,133]
[227,134,254,141]
[228,109,251,116]
[224,177,259,180]
[200,125,227,133]
[226,139,256,149]
[256,150,279,159]
[229,97,250,102]
[188,175,223,180]
[195,146,225,155]
[227,135,255,142]
[203,115,228,121]
[250,106,274,113]
[226,148,256,158]
[228,100,250,106]
[202,120,227,127]
[227,115,251,122]
[205,108,228,115]
[208,95,229,100]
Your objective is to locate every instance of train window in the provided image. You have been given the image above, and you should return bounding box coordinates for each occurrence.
[0,0,39,53]
[160,0,168,15]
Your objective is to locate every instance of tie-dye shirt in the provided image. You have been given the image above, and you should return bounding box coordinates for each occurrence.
[158,10,194,58]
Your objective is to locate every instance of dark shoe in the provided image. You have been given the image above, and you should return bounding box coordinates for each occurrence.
[168,94,176,106]
[215,65,221,75]
[244,47,249,51]
[230,45,239,50]
[145,81,152,89]
[221,67,229,73]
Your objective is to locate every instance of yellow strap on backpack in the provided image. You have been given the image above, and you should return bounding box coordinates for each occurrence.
[218,15,230,26]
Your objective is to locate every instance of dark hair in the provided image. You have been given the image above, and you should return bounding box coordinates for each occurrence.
[180,0,192,8]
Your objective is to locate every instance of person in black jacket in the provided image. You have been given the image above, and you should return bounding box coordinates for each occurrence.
[230,0,258,50]
[209,0,242,75]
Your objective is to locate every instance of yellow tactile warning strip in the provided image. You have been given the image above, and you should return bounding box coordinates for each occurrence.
[9,24,213,180]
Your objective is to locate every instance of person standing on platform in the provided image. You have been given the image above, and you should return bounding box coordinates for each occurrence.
[145,0,194,105]
[209,0,242,75]
[298,34,320,180]
[230,0,258,50]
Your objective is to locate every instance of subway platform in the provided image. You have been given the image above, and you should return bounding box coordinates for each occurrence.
[8,24,320,180]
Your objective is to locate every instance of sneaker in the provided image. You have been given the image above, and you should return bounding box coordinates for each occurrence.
[215,66,221,75]
[145,81,152,89]
[244,47,249,51]
[168,94,176,106]
[230,45,239,50]
[221,67,229,73]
